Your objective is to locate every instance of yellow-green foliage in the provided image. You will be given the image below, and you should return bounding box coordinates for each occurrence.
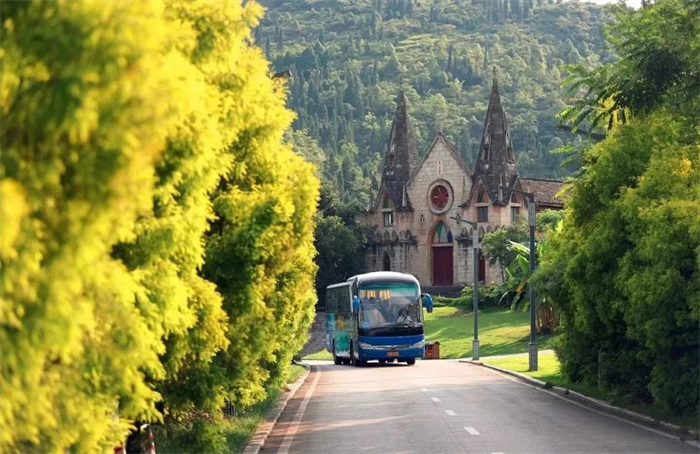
[0,0,319,452]
[196,2,320,407]
[0,2,177,451]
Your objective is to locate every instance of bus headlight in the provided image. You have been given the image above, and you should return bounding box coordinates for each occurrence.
[409,340,425,349]
[359,342,372,349]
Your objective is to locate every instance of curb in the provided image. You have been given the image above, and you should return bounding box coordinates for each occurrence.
[460,359,699,442]
[241,364,311,454]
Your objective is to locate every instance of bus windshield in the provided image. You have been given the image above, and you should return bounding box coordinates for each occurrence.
[358,283,421,332]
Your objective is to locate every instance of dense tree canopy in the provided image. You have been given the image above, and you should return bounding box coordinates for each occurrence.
[533,0,699,416]
[258,0,609,204]
[0,1,319,452]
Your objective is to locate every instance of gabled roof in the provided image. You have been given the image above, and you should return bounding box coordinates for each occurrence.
[472,69,519,205]
[408,132,472,184]
[518,178,565,208]
[371,181,412,213]
[463,173,518,207]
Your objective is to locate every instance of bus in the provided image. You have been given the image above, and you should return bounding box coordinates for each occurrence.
[325,272,433,366]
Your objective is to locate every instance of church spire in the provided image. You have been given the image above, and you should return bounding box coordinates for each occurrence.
[380,90,419,209]
[473,67,519,204]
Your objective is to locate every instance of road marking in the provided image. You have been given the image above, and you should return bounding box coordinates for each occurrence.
[492,452,504,454]
[420,387,429,392]
[464,426,480,435]
[430,397,441,402]
[278,366,322,454]
[445,410,456,416]
[474,364,700,450]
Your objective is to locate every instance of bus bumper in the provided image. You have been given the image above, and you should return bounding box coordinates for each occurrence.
[359,347,424,361]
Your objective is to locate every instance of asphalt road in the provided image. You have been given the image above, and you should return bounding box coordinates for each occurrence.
[261,360,698,454]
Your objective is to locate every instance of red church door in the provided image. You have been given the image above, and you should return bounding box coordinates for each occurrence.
[432,247,454,286]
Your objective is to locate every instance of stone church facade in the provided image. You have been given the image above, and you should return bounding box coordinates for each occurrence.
[359,76,564,291]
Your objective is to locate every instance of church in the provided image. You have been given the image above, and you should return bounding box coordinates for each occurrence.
[359,74,564,292]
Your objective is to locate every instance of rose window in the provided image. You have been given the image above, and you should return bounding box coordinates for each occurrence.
[430,185,450,210]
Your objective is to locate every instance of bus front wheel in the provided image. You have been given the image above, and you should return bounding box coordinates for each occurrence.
[406,358,416,365]
[351,345,365,367]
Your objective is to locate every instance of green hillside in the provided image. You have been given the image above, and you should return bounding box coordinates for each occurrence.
[259,0,612,205]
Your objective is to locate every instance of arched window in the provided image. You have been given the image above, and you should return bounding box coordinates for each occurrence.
[432,221,453,244]
[477,188,489,203]
[382,196,393,226]
[383,253,391,271]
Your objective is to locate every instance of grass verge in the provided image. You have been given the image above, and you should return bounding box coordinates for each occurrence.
[303,307,557,360]
[483,351,699,431]
[153,364,307,454]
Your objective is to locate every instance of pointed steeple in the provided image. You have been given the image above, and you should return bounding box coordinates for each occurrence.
[380,91,419,209]
[473,67,519,204]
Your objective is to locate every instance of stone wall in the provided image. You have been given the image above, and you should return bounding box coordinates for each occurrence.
[361,135,521,289]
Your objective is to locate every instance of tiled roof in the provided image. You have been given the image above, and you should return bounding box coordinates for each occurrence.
[518,178,565,208]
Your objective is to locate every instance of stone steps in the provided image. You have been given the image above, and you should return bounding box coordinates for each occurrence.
[300,312,326,358]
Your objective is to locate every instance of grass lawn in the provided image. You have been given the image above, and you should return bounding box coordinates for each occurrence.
[424,306,557,358]
[304,348,332,360]
[303,306,557,360]
[483,351,699,431]
[155,364,307,454]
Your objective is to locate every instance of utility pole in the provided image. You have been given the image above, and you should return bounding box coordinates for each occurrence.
[501,187,538,371]
[450,213,480,360]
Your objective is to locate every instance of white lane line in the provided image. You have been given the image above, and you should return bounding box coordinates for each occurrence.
[445,410,457,416]
[430,397,441,402]
[278,366,322,454]
[420,387,429,392]
[492,452,504,454]
[465,426,480,435]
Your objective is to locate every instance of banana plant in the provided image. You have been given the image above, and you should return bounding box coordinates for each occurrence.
[493,220,561,310]
[493,240,551,310]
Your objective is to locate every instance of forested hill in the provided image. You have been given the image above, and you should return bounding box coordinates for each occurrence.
[258,0,612,206]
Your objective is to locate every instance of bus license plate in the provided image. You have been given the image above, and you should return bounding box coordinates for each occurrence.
[387,351,399,357]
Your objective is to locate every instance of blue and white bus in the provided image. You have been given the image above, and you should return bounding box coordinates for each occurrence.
[325,272,433,366]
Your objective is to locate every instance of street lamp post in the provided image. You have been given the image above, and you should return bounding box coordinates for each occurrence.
[450,214,480,360]
[527,199,537,372]
[500,187,538,372]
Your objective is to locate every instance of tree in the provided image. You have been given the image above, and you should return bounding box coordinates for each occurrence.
[559,0,700,131]
[535,111,699,414]
[1,2,321,451]
[199,1,320,407]
[0,1,179,451]
[481,223,528,282]
[537,4,699,411]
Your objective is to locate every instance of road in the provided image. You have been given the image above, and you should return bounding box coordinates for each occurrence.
[261,360,697,454]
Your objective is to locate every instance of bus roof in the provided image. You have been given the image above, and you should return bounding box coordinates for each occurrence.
[326,281,352,290]
[346,271,420,288]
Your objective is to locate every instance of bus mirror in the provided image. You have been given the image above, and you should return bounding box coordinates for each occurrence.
[422,293,433,313]
[352,295,360,314]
